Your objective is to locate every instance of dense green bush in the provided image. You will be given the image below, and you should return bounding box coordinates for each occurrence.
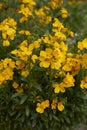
[0,0,87,130]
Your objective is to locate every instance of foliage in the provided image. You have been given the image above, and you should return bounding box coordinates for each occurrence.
[0,0,87,130]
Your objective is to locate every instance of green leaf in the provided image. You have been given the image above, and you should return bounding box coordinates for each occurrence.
[11,93,22,98]
[53,115,59,121]
[20,95,28,105]
[25,105,30,117]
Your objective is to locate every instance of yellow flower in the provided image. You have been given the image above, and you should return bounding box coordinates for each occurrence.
[57,102,64,111]
[80,80,87,89]
[51,99,58,109]
[11,40,33,62]
[15,61,25,69]
[7,18,17,29]
[82,38,87,49]
[18,3,34,19]
[36,100,49,114]
[19,30,31,36]
[31,55,38,63]
[33,40,40,49]
[0,58,16,85]
[81,54,87,69]
[35,7,51,25]
[3,58,15,69]
[78,38,87,50]
[21,70,29,77]
[54,84,60,93]
[3,68,14,81]
[42,35,51,44]
[39,46,66,70]
[39,50,51,68]
[48,0,63,10]
[0,17,17,43]
[36,103,44,114]
[80,76,87,89]
[77,41,84,50]
[45,16,52,24]
[68,30,74,37]
[3,40,10,46]
[12,82,19,89]
[0,2,3,9]
[62,54,80,76]
[22,0,36,5]
[19,16,28,23]
[55,32,66,41]
[16,88,24,93]
[53,83,65,94]
[52,18,64,31]
[61,8,70,18]
[42,100,50,108]
[63,73,75,88]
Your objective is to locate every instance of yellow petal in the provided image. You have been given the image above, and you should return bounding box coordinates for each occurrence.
[57,102,64,111]
[54,86,60,93]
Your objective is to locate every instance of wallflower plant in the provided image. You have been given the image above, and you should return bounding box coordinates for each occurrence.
[0,0,87,130]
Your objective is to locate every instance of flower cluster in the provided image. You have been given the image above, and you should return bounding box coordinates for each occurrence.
[18,0,36,22]
[0,17,17,46]
[51,99,64,111]
[0,58,15,85]
[36,100,50,114]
